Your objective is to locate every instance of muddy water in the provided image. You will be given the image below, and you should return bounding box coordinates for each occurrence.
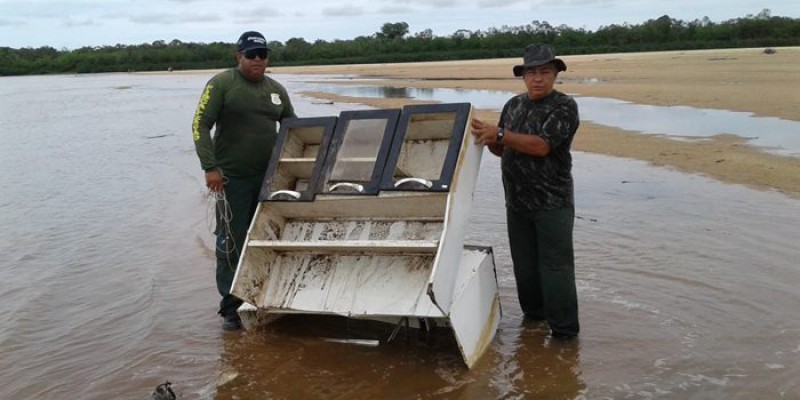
[1,73,798,399]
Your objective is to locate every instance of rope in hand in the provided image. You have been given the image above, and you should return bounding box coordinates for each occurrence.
[205,175,240,272]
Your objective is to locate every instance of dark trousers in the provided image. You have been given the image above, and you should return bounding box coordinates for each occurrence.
[215,174,264,317]
[506,207,580,336]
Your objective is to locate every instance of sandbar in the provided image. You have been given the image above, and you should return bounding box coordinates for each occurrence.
[270,47,800,197]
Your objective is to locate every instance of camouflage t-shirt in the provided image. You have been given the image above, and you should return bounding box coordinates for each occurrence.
[499,90,580,212]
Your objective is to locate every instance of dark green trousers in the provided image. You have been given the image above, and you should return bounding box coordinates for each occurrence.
[215,174,264,317]
[506,207,580,336]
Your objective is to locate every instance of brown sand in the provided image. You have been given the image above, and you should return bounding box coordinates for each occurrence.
[267,47,800,197]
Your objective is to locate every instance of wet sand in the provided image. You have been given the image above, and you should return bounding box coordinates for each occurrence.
[267,47,800,197]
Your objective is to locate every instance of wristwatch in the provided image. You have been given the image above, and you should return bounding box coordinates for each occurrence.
[495,127,505,143]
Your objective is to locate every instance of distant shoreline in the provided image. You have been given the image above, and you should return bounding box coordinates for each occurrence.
[165,47,800,197]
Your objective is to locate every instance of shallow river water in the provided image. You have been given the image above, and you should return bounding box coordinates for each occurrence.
[0,72,798,399]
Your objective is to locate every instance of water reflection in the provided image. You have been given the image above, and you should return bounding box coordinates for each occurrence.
[484,321,586,400]
[212,316,586,399]
[341,86,422,98]
[304,83,800,158]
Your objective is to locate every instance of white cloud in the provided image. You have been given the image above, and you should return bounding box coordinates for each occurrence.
[378,5,415,14]
[128,13,221,25]
[249,7,282,15]
[477,0,526,7]
[0,18,24,26]
[322,5,364,17]
[63,18,98,27]
[426,0,458,8]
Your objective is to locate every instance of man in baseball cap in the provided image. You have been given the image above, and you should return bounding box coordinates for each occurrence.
[192,30,296,330]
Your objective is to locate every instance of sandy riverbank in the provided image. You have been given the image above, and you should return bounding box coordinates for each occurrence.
[265,47,800,197]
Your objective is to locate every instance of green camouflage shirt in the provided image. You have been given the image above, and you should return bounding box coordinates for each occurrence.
[499,90,580,212]
[192,69,296,177]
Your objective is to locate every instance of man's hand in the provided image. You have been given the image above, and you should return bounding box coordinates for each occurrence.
[470,118,497,146]
[205,169,224,193]
[471,118,505,156]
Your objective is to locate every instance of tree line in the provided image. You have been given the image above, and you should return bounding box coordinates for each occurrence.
[1,9,797,76]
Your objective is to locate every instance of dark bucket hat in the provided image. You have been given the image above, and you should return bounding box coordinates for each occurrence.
[512,44,567,77]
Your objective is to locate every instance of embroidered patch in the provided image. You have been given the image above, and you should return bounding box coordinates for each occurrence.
[271,93,282,105]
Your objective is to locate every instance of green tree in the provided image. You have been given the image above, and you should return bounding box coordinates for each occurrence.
[2,11,800,75]
[282,37,312,62]
[377,22,410,40]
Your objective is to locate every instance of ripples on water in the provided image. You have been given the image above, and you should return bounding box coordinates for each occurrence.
[0,73,798,399]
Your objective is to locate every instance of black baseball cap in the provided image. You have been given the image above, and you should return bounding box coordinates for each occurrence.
[237,31,269,52]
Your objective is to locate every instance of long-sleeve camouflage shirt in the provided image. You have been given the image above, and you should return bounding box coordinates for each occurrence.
[499,90,580,212]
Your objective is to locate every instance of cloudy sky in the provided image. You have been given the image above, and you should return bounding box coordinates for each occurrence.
[1,0,797,49]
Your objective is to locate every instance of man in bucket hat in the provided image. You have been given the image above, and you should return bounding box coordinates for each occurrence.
[192,31,296,331]
[471,44,580,339]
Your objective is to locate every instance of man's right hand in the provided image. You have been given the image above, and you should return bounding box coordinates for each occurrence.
[205,169,224,193]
